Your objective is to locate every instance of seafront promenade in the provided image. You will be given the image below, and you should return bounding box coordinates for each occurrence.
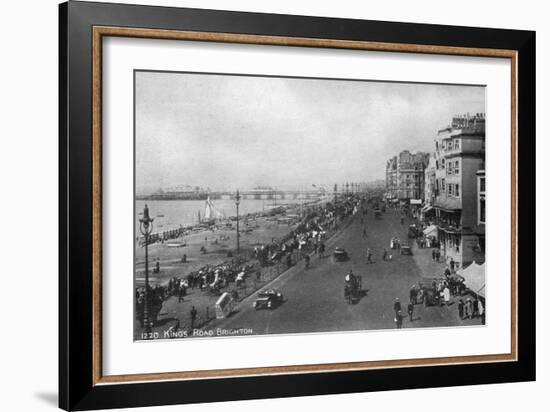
[134,199,347,339]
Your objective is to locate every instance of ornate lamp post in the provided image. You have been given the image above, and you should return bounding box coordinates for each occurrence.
[235,190,241,256]
[139,204,154,335]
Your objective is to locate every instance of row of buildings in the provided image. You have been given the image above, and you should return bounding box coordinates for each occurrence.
[385,112,486,269]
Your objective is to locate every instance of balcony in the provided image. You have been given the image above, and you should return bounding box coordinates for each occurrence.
[434,195,462,211]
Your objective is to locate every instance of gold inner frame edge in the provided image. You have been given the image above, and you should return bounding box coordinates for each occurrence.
[91,25,518,386]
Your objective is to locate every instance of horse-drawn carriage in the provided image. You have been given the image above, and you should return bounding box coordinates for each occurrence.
[408,224,421,239]
[344,274,363,304]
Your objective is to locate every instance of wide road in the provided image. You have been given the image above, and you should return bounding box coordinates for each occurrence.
[207,207,479,336]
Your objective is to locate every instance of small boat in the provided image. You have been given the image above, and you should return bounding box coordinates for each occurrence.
[201,197,223,225]
[166,242,187,248]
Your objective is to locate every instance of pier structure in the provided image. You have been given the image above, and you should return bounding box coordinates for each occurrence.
[139,186,327,201]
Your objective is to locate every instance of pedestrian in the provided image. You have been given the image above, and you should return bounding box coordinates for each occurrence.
[458,299,465,319]
[473,297,480,318]
[465,298,473,319]
[443,286,450,305]
[366,248,373,264]
[400,215,404,225]
[416,286,424,304]
[409,285,417,304]
[395,310,404,329]
[190,306,197,329]
[393,298,401,315]
[450,258,455,271]
[432,249,436,261]
[363,225,367,238]
[407,303,414,322]
[382,248,388,261]
[178,287,185,303]
[305,254,311,269]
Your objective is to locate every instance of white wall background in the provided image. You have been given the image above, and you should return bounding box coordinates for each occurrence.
[0,0,545,411]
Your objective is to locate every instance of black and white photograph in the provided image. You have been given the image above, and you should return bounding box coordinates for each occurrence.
[134,71,487,341]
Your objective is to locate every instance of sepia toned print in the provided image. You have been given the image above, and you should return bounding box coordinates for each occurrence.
[134,70,487,341]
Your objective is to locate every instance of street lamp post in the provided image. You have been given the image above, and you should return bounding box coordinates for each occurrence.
[235,190,241,256]
[139,204,154,336]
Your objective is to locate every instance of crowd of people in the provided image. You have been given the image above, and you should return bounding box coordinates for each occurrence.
[458,296,485,322]
[135,196,361,330]
[135,285,166,328]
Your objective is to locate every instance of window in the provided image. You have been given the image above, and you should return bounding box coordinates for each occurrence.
[480,177,486,193]
[455,160,459,174]
[454,139,459,150]
[447,183,452,195]
[442,159,445,169]
[455,184,460,197]
[480,197,486,223]
[442,178,445,192]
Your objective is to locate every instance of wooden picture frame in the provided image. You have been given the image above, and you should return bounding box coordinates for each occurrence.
[59,1,535,410]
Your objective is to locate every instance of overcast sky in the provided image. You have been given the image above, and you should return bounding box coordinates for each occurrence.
[135,71,485,193]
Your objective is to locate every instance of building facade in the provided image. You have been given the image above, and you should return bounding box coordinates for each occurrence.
[476,169,486,253]
[432,113,486,269]
[385,150,429,202]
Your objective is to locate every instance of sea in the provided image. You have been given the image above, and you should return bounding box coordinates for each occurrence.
[135,198,300,233]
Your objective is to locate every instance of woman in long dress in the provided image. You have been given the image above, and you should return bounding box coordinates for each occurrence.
[443,286,451,305]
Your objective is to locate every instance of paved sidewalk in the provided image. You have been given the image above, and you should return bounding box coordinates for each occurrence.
[411,240,446,279]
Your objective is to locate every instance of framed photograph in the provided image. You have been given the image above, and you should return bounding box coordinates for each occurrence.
[59,1,535,410]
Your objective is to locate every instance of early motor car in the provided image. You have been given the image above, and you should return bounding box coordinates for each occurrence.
[253,289,284,310]
[400,242,413,255]
[333,247,349,262]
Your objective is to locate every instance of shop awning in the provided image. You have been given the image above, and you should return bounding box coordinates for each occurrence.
[410,199,422,205]
[421,204,433,212]
[423,225,438,237]
[459,261,486,298]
